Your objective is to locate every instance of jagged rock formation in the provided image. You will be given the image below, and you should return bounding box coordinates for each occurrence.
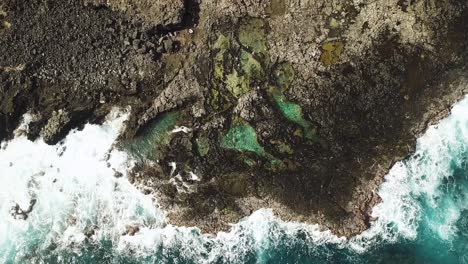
[1,0,468,237]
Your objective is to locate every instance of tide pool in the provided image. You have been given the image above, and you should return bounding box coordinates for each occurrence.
[1,97,468,264]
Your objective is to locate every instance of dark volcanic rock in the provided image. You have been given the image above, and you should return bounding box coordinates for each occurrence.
[1,0,468,238]
[0,0,195,142]
[83,0,185,26]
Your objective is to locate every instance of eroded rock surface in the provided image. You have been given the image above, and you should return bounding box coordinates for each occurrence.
[83,0,185,25]
[1,0,468,237]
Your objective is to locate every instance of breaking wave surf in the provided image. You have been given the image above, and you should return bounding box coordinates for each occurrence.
[1,96,468,263]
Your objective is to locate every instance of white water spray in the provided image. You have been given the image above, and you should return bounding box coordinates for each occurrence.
[1,96,468,263]
[0,110,165,262]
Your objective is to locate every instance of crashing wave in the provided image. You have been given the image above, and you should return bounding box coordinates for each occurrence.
[1,96,468,263]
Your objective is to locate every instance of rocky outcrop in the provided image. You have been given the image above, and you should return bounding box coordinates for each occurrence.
[1,0,468,237]
[139,69,204,126]
[83,0,185,26]
[40,109,70,144]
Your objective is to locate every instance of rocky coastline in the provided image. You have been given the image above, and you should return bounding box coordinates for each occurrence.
[1,0,468,237]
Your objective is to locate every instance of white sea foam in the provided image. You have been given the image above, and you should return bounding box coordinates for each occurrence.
[0,109,165,262]
[206,209,346,263]
[350,95,468,251]
[1,96,468,263]
[171,126,192,134]
[0,108,345,263]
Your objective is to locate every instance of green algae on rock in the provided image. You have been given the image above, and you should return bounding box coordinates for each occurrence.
[238,17,267,56]
[212,34,232,80]
[265,0,287,16]
[273,62,295,90]
[320,41,345,65]
[271,140,295,155]
[270,61,316,141]
[195,135,210,157]
[208,87,232,111]
[226,70,250,98]
[209,33,239,108]
[213,33,232,51]
[240,50,264,80]
[329,18,341,29]
[209,22,268,104]
[3,0,468,242]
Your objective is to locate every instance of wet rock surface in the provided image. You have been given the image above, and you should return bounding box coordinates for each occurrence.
[1,0,468,237]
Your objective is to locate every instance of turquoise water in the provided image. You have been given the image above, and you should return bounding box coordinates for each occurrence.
[1,97,468,264]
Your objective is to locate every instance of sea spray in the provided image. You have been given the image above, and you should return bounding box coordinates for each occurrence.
[0,109,165,263]
[1,96,468,263]
[351,96,468,247]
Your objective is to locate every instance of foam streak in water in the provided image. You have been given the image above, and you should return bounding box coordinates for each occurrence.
[0,110,164,263]
[351,95,468,252]
[1,96,468,263]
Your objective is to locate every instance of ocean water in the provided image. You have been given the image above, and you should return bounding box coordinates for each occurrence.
[1,96,468,264]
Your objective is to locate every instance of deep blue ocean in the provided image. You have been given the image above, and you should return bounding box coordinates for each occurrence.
[1,97,468,264]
